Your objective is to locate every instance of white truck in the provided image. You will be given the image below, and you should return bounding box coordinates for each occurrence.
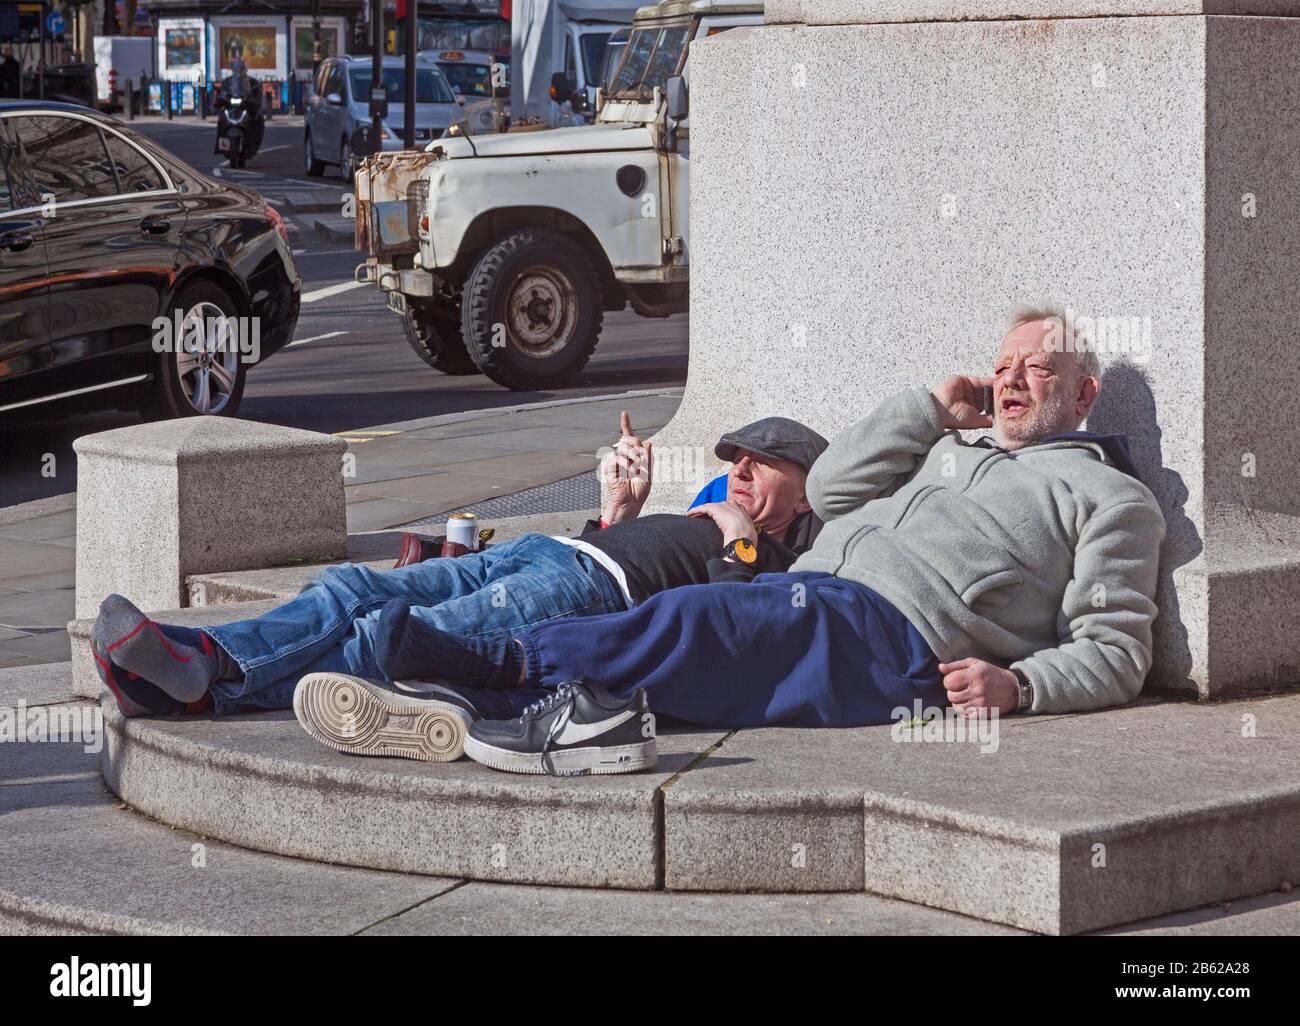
[511,0,643,128]
[93,36,154,110]
[354,0,763,390]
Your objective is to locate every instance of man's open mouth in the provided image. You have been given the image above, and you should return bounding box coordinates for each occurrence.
[1001,395,1031,418]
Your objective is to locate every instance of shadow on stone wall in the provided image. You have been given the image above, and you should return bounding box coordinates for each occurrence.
[1087,361,1200,693]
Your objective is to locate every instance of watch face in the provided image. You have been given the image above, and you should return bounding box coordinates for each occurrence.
[733,538,757,564]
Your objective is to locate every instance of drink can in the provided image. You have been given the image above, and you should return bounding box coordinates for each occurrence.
[441,512,480,558]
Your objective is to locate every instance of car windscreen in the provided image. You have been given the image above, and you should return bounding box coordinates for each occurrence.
[608,24,690,101]
[349,67,455,105]
[439,61,492,97]
[580,32,612,84]
[600,38,628,92]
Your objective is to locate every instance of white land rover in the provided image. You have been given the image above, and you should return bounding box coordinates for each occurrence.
[354,0,763,390]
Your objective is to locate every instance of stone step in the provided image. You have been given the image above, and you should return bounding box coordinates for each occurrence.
[92,684,1300,934]
[0,703,465,936]
[4,699,1296,936]
[4,676,1298,935]
[0,701,1022,936]
[185,512,598,606]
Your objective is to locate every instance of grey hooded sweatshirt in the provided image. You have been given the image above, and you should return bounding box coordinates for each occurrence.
[791,387,1166,714]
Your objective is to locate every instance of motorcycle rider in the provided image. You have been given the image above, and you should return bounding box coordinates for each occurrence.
[213,55,265,164]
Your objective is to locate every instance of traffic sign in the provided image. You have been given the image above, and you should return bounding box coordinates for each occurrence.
[47,10,64,35]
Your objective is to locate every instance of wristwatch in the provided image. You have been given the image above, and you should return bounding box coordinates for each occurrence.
[1012,668,1033,713]
[721,537,758,565]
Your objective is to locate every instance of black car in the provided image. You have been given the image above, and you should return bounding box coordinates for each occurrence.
[0,101,299,420]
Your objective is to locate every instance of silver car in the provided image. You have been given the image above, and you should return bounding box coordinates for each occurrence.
[304,55,459,183]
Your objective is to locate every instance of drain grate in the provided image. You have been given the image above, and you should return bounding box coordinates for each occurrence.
[401,470,601,526]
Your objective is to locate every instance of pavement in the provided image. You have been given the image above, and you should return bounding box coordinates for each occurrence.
[0,388,683,672]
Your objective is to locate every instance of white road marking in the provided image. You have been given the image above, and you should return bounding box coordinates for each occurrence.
[290,330,349,347]
[301,280,366,303]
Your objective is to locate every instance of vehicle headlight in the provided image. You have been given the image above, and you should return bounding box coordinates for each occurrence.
[447,123,464,137]
[380,127,391,140]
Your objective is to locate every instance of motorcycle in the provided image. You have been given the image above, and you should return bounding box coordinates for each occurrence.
[215,94,262,168]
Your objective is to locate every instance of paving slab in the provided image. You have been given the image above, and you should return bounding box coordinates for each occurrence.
[0,651,47,671]
[345,497,449,534]
[101,703,729,889]
[0,588,75,629]
[0,508,76,544]
[0,661,76,707]
[0,539,76,581]
[0,718,459,936]
[0,570,76,594]
[1098,889,1300,936]
[364,882,1025,936]
[0,631,71,664]
[398,393,680,443]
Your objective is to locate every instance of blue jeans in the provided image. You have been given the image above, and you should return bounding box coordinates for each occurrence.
[205,533,627,715]
[515,572,946,728]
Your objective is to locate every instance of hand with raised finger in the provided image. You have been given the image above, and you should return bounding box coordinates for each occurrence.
[601,410,654,524]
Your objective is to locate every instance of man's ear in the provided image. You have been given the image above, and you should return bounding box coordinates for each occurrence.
[794,491,812,515]
[1076,375,1100,418]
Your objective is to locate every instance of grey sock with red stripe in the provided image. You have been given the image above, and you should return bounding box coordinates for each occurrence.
[94,594,240,703]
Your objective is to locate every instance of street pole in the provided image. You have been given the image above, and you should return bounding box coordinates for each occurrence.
[403,0,416,149]
[311,0,321,78]
[371,0,383,150]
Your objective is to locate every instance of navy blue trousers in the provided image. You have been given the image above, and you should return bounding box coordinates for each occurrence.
[515,572,948,729]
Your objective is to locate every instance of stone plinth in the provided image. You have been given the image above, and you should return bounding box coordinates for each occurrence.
[72,418,348,620]
[647,6,1300,699]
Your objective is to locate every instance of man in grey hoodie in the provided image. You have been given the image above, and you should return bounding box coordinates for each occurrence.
[370,306,1167,729]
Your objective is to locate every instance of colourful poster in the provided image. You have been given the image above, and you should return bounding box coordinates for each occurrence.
[165,28,201,69]
[220,26,277,70]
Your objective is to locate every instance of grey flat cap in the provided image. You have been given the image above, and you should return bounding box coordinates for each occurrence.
[715,417,829,473]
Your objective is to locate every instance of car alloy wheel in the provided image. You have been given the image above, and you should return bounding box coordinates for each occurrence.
[175,300,241,414]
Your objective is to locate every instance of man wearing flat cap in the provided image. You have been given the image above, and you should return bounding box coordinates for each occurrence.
[91,409,828,722]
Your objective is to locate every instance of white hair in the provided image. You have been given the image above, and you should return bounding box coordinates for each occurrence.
[1007,303,1102,381]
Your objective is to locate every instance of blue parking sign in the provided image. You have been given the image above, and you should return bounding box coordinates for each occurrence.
[47,10,65,35]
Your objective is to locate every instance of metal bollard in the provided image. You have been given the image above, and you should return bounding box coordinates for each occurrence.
[126,79,135,120]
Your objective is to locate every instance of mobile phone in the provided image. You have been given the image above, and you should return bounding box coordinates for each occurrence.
[981,385,994,417]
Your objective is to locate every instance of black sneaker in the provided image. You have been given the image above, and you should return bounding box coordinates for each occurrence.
[463,679,657,776]
[293,672,484,763]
